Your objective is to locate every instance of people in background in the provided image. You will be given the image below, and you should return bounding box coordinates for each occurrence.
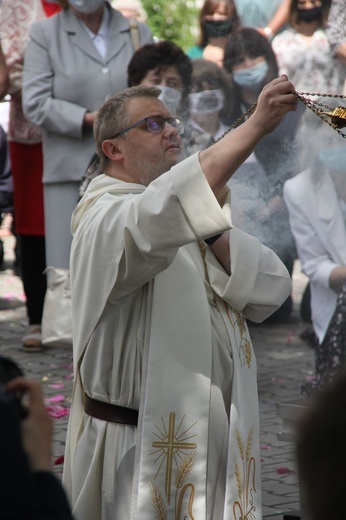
[224,26,304,322]
[127,40,192,119]
[187,0,240,67]
[79,39,192,197]
[0,125,13,267]
[326,0,346,64]
[234,0,290,40]
[284,129,346,395]
[0,43,10,134]
[326,0,346,94]
[22,0,153,271]
[185,58,235,155]
[185,59,292,314]
[272,0,345,99]
[0,43,9,100]
[0,43,12,242]
[0,0,61,352]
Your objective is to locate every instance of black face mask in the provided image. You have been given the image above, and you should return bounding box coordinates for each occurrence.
[296,6,323,23]
[203,18,235,39]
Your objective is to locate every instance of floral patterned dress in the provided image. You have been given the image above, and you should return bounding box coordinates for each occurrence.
[272,27,346,96]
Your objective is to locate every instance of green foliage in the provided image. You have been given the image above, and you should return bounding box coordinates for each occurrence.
[141,0,199,52]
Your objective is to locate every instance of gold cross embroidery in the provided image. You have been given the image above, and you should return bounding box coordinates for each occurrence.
[151,412,197,504]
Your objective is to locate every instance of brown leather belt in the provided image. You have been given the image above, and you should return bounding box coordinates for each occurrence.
[84,394,138,426]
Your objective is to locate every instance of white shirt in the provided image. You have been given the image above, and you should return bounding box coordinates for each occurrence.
[81,5,110,59]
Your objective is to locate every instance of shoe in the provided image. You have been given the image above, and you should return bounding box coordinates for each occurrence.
[22,325,43,352]
[299,326,318,349]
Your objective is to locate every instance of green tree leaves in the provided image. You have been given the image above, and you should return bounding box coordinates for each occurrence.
[141,0,199,51]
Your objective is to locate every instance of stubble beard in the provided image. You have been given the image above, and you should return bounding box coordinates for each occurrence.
[134,153,183,186]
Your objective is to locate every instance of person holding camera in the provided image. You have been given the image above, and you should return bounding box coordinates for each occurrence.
[0,375,73,519]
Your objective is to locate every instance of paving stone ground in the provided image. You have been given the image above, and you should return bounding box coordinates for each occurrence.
[0,233,314,519]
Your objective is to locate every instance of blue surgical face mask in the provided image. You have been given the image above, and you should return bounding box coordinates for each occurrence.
[158,86,182,116]
[232,61,269,92]
[68,0,104,14]
[319,146,346,172]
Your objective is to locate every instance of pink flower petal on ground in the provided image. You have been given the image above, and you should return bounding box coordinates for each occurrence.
[54,456,65,465]
[62,363,73,370]
[286,331,295,343]
[49,383,65,389]
[272,378,287,384]
[3,293,16,299]
[45,394,65,403]
[260,445,271,450]
[45,405,70,418]
[277,466,295,475]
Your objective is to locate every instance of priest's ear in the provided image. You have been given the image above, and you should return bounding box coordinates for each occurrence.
[102,139,124,162]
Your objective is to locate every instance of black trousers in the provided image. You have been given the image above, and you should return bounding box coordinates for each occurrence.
[17,234,47,325]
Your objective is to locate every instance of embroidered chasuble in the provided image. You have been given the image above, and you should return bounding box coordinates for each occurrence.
[63,153,291,520]
[133,244,262,520]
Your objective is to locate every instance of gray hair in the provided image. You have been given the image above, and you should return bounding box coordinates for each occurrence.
[94,85,161,171]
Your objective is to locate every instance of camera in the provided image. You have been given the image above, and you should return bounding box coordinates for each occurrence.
[0,355,27,420]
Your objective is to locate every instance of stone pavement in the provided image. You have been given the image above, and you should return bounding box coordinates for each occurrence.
[0,232,315,519]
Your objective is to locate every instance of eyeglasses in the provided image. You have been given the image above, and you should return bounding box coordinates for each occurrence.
[108,115,184,139]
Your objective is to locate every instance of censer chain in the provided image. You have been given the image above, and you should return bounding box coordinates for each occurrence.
[217,91,346,142]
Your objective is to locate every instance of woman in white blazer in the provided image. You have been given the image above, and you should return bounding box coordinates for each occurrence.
[23,0,153,269]
[284,135,346,394]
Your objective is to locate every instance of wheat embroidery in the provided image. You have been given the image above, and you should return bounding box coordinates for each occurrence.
[225,303,253,369]
[233,428,257,520]
[150,482,167,520]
